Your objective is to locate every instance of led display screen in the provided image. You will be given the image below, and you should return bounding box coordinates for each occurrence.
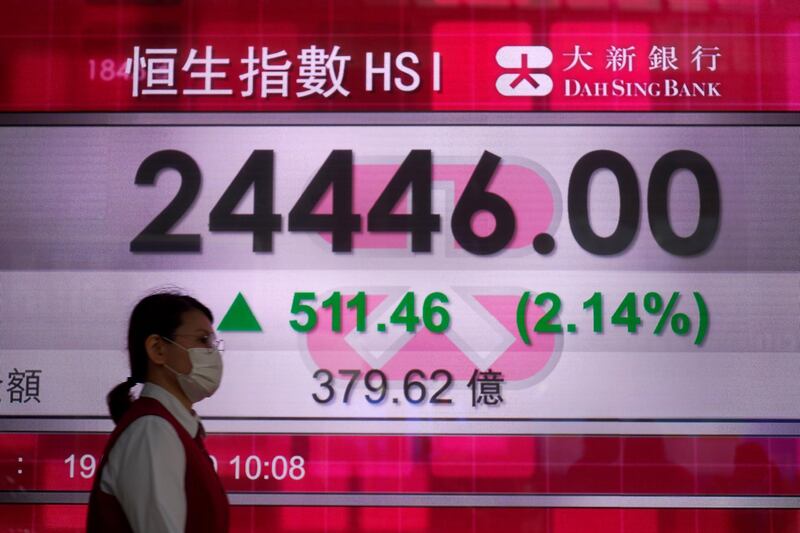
[1,2,799,532]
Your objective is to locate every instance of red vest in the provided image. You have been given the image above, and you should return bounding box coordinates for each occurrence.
[86,397,229,533]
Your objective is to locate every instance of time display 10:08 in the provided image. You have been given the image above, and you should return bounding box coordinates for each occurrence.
[65,453,306,481]
[130,148,720,257]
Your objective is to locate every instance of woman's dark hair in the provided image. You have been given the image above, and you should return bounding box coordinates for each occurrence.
[107,291,213,423]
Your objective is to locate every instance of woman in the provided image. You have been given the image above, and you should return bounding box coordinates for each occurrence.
[87,292,229,533]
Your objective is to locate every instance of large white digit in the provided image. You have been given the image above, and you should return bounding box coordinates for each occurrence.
[80,455,96,479]
[289,456,306,480]
[64,455,75,478]
[271,456,289,480]
[245,455,262,481]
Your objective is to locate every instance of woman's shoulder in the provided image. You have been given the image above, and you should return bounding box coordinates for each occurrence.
[101,414,187,500]
[112,414,183,456]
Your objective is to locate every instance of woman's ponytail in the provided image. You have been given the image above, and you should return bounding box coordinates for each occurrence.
[107,377,137,424]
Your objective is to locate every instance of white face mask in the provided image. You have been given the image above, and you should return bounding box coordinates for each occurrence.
[162,337,223,403]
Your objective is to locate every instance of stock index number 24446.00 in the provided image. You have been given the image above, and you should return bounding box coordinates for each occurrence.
[129,149,720,257]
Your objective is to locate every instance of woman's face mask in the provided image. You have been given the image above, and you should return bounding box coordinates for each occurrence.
[162,336,223,403]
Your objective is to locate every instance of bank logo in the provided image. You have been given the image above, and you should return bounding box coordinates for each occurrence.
[495,46,553,97]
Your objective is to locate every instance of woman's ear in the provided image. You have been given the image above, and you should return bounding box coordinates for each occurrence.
[145,334,167,365]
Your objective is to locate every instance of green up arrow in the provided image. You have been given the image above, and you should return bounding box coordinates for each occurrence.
[218,292,263,332]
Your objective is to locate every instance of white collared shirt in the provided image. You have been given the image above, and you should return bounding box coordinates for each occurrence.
[100,383,202,533]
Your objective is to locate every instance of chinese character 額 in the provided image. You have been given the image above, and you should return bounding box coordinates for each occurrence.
[7,369,41,404]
